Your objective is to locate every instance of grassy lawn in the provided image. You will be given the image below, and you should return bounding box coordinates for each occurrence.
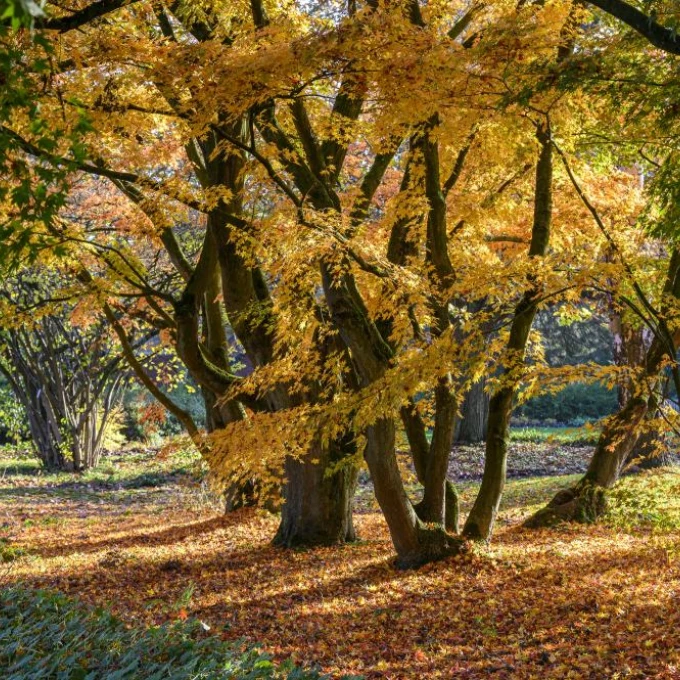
[509,425,600,446]
[2,445,680,679]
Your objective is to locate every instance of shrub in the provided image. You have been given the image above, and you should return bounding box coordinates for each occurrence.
[515,382,618,425]
[0,385,28,445]
[0,587,357,680]
[509,426,599,445]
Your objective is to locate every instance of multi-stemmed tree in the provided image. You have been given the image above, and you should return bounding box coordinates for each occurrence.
[0,275,127,470]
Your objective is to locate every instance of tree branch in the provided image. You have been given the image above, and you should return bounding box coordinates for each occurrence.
[41,0,143,33]
[587,0,680,54]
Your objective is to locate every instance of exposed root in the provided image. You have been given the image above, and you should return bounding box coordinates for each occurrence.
[524,484,608,528]
[394,527,467,570]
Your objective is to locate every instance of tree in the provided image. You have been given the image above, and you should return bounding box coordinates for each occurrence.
[0,274,127,470]
[527,189,680,525]
[611,304,674,470]
[454,378,489,444]
[586,0,680,55]
[526,0,680,525]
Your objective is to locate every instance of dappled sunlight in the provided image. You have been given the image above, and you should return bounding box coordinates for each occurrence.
[4,465,680,679]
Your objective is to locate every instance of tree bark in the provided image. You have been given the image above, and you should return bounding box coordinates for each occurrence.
[322,264,462,567]
[412,121,462,532]
[417,378,458,527]
[170,119,360,546]
[586,0,680,55]
[628,427,673,471]
[609,316,674,472]
[525,395,648,527]
[455,377,489,443]
[400,401,460,533]
[625,386,674,471]
[274,437,358,547]
[1,294,124,472]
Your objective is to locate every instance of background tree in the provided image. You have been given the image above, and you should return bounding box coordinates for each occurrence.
[0,275,129,470]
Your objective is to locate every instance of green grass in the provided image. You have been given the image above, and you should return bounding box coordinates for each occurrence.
[5,436,680,537]
[509,425,600,445]
[0,439,203,482]
[469,467,680,532]
[0,439,209,506]
[452,473,581,519]
[419,425,600,447]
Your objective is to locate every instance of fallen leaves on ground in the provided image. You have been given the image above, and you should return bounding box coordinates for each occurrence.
[2,451,680,679]
[446,442,594,481]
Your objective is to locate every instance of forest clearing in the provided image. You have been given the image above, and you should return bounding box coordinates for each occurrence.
[2,441,680,679]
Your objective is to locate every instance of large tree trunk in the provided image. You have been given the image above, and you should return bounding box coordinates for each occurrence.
[365,417,460,568]
[176,125,361,547]
[525,395,648,527]
[455,377,489,443]
[255,86,463,563]
[610,310,651,409]
[202,388,221,434]
[603,276,676,475]
[274,437,358,547]
[417,378,459,527]
[322,265,462,567]
[400,401,460,533]
[412,121,462,533]
[626,387,675,471]
[630,429,674,469]
[463,388,513,539]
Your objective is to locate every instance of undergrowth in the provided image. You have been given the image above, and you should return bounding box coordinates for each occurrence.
[0,587,359,680]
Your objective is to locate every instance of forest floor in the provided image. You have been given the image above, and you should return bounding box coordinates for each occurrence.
[448,441,593,481]
[2,441,680,679]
